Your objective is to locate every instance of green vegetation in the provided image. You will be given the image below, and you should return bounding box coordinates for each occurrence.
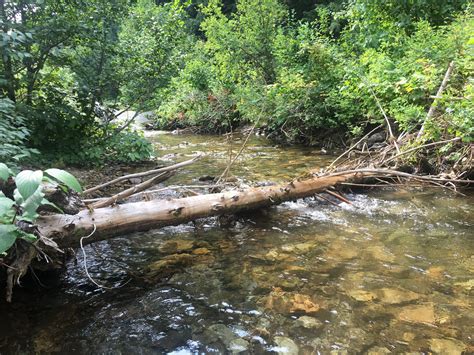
[1,0,473,165]
[157,0,473,144]
[0,163,81,254]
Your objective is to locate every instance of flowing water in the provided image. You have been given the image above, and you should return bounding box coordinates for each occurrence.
[1,132,472,354]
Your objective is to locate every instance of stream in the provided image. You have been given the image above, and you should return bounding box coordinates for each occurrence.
[0,132,472,354]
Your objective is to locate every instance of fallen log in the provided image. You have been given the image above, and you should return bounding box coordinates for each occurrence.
[37,171,370,248]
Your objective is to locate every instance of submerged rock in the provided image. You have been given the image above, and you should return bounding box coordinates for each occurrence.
[295,316,323,329]
[192,247,211,255]
[429,338,466,354]
[325,241,358,260]
[397,303,436,325]
[367,245,395,263]
[272,336,299,355]
[367,346,391,354]
[144,253,193,280]
[453,279,474,292]
[229,338,250,353]
[347,289,377,302]
[426,266,445,280]
[281,241,317,253]
[264,288,321,315]
[158,239,195,254]
[205,324,249,354]
[376,288,421,304]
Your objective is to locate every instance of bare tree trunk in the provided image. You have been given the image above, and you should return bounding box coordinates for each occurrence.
[37,172,364,248]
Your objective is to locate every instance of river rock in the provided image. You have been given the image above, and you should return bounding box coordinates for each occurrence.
[454,279,474,292]
[397,303,436,325]
[281,241,317,253]
[264,288,320,315]
[347,289,377,302]
[158,239,195,254]
[252,249,295,262]
[426,266,445,280]
[376,288,421,304]
[192,247,211,255]
[429,338,466,354]
[367,245,395,263]
[144,253,193,279]
[295,316,323,329]
[325,241,358,260]
[205,324,249,354]
[366,346,391,354]
[228,338,250,354]
[273,336,299,355]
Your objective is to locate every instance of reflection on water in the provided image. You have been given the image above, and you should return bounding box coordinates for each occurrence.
[0,132,472,354]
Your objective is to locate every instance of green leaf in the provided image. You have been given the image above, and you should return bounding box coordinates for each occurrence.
[20,187,44,222]
[0,224,18,254]
[0,163,12,181]
[15,170,43,200]
[0,197,15,216]
[13,189,23,205]
[45,169,82,193]
[16,230,37,243]
[41,198,63,213]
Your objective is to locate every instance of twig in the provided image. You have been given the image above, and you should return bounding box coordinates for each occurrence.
[328,125,383,170]
[417,61,455,139]
[384,137,461,165]
[90,171,173,209]
[83,156,201,195]
[83,184,224,204]
[366,85,401,154]
[216,116,262,185]
[316,193,340,207]
[324,168,474,185]
[324,189,352,205]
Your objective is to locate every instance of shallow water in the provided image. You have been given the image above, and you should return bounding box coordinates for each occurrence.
[1,133,472,354]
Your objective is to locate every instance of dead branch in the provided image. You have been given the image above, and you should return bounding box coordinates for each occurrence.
[383,137,461,165]
[82,156,201,195]
[327,125,382,170]
[90,171,173,208]
[417,61,455,139]
[83,184,224,204]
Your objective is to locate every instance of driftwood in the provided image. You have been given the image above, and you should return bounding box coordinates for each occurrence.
[36,168,473,250]
[82,156,201,195]
[37,171,369,248]
[89,171,173,208]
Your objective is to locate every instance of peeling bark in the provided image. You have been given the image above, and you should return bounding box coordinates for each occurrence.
[37,172,363,248]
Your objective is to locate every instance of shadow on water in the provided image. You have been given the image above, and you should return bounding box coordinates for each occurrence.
[1,132,473,353]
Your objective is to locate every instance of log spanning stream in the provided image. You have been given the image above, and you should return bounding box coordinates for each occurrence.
[1,132,473,353]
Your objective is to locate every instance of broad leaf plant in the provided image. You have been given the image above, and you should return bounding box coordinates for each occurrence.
[0,163,82,255]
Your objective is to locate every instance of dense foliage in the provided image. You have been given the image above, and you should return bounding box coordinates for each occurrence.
[157,0,473,144]
[1,0,473,165]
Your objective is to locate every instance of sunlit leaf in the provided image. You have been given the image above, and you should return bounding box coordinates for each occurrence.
[0,163,12,181]
[15,170,43,200]
[45,169,82,193]
[20,187,44,222]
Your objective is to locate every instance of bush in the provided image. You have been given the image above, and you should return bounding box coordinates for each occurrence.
[0,98,39,164]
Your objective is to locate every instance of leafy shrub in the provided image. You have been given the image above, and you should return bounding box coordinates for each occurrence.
[0,164,81,255]
[0,98,39,164]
